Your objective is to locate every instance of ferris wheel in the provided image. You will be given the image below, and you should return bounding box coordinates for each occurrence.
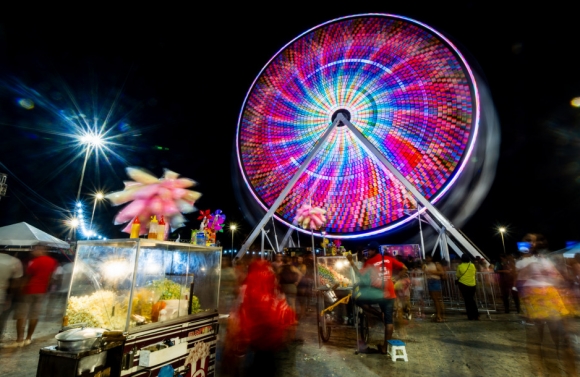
[236,14,487,258]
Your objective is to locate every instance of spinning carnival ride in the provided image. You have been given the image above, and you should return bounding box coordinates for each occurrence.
[236,14,491,259]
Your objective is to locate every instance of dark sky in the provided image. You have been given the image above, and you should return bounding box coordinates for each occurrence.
[1,5,579,260]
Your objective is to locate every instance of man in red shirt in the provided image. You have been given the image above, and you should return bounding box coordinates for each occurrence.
[347,241,407,354]
[6,245,58,347]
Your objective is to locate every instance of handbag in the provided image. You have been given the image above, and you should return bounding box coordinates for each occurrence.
[455,262,471,285]
[353,254,386,302]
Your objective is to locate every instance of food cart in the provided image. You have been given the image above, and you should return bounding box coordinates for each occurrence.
[37,239,221,377]
[315,255,369,350]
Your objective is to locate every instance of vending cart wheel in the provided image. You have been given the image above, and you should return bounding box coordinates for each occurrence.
[358,312,370,343]
[319,313,332,342]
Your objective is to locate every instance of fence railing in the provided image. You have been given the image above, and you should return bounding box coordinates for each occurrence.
[410,271,502,318]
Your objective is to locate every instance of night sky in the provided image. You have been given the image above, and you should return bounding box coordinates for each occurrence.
[1,5,579,260]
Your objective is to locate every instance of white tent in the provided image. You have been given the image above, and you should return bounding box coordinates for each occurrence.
[0,222,70,249]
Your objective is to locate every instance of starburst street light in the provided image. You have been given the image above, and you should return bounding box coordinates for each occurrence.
[76,131,105,202]
[499,227,507,254]
[70,218,80,228]
[230,224,237,253]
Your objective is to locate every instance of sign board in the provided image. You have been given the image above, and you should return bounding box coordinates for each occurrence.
[380,244,421,259]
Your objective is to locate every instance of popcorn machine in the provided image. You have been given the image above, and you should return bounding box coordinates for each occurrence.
[37,239,221,377]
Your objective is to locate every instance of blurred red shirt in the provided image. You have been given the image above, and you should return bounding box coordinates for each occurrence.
[362,253,405,299]
[25,255,58,295]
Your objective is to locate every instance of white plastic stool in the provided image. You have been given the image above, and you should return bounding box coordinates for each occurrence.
[387,339,408,362]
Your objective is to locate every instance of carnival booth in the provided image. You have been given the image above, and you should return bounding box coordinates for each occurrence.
[37,168,222,377]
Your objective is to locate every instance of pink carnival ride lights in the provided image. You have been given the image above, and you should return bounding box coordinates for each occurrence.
[236,13,480,239]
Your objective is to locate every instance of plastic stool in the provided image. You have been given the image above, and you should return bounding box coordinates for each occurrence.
[387,339,408,362]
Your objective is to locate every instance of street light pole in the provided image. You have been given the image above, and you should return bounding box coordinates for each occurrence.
[499,227,506,254]
[89,192,104,238]
[76,146,92,203]
[230,224,237,254]
[76,132,104,203]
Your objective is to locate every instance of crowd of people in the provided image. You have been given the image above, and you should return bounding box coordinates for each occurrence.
[220,232,580,375]
[1,233,579,375]
[0,245,69,349]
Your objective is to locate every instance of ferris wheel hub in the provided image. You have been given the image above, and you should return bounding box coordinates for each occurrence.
[331,109,351,126]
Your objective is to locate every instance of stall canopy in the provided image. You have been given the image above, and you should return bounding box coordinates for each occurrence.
[0,222,70,249]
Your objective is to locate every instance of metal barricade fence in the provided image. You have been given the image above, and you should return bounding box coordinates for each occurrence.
[409,270,501,318]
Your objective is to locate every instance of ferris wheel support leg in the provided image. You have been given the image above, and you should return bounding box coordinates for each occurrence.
[236,118,342,259]
[272,217,281,253]
[339,114,487,261]
[280,227,294,251]
[261,229,266,259]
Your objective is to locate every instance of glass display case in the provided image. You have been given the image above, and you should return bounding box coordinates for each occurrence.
[65,239,221,332]
[315,255,357,290]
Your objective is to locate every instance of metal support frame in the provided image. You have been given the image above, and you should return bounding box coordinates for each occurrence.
[237,118,342,259]
[237,112,487,261]
[339,114,487,260]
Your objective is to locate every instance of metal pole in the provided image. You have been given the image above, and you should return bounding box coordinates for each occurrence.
[418,205,426,260]
[76,146,91,202]
[500,232,506,254]
[236,118,341,259]
[261,229,265,259]
[89,198,98,238]
[272,217,280,253]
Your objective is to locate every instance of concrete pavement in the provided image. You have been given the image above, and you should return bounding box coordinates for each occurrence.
[2,292,580,376]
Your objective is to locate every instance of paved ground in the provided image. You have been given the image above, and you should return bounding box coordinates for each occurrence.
[2,291,580,376]
[215,307,580,377]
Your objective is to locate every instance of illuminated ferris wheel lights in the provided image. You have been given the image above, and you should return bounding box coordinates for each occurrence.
[237,14,479,238]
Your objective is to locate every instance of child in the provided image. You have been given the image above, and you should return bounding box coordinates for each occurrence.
[394,269,412,339]
[411,260,425,319]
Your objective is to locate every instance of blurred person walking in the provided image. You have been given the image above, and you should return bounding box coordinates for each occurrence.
[394,268,412,339]
[0,251,23,342]
[222,259,296,376]
[515,239,577,376]
[456,254,479,320]
[494,254,520,314]
[423,255,445,322]
[45,258,73,318]
[278,256,303,315]
[410,261,426,319]
[294,255,309,321]
[4,246,57,348]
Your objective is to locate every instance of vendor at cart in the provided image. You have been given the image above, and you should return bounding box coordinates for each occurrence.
[346,241,407,354]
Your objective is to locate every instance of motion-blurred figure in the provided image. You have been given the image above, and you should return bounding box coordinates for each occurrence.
[46,259,73,318]
[494,253,520,314]
[411,261,426,319]
[394,268,411,339]
[294,255,309,321]
[219,255,237,316]
[347,241,407,354]
[5,246,57,348]
[423,255,445,322]
[0,251,23,343]
[223,259,296,376]
[515,238,577,376]
[278,256,303,315]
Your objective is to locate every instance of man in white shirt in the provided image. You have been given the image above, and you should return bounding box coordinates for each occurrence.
[0,252,23,341]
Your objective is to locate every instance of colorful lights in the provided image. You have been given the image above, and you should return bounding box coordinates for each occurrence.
[237,14,479,238]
